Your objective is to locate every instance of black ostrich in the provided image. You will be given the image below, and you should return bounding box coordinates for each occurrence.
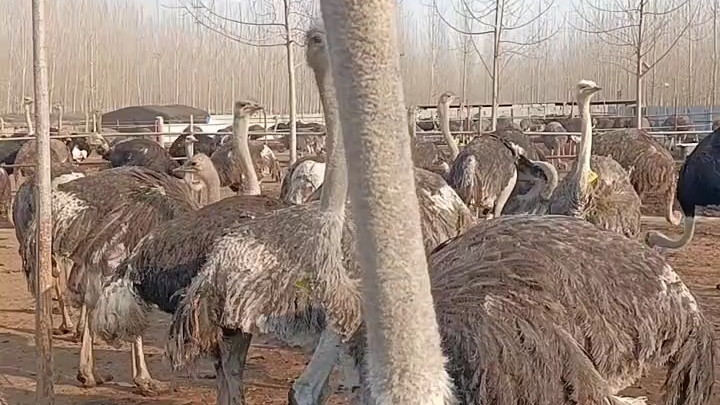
[646,128,720,249]
[168,126,219,158]
[102,137,180,174]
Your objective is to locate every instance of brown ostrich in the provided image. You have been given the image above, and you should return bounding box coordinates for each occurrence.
[592,129,682,225]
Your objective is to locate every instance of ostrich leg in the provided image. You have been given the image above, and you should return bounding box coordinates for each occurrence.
[75,303,87,341]
[53,257,73,335]
[288,328,340,405]
[76,315,112,387]
[216,330,252,405]
[131,335,171,395]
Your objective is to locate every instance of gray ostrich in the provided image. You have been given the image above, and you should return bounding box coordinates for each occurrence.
[96,27,471,405]
[310,6,715,404]
[91,102,289,395]
[101,137,180,174]
[408,92,456,176]
[19,166,199,390]
[13,162,86,336]
[319,0,451,402]
[548,80,642,238]
[592,129,682,226]
[279,154,326,205]
[446,133,551,219]
[210,136,282,192]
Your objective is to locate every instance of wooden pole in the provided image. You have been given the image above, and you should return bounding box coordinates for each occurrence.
[31,0,55,402]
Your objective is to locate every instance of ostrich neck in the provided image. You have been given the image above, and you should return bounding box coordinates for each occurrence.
[315,67,347,214]
[574,97,593,190]
[321,1,452,402]
[201,165,222,204]
[232,115,261,195]
[439,102,459,159]
[24,106,33,134]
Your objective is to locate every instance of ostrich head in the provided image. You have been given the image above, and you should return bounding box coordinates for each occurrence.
[306,27,328,73]
[575,79,602,101]
[235,100,263,117]
[172,153,219,192]
[438,91,455,106]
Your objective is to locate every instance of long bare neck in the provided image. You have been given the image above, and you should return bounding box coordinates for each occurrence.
[232,112,261,195]
[24,104,33,134]
[648,216,696,249]
[320,1,452,403]
[201,162,222,204]
[314,57,347,214]
[438,101,459,159]
[573,96,593,190]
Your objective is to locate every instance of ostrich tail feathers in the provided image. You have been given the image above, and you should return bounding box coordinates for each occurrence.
[662,317,714,405]
[92,278,150,344]
[166,275,221,371]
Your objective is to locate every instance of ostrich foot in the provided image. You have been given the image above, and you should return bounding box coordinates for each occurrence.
[134,376,171,396]
[76,370,113,388]
[287,382,331,405]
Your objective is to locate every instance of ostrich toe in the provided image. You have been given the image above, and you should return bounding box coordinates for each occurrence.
[134,377,171,396]
[76,370,113,388]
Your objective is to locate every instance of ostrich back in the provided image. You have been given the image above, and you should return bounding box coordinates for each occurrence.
[105,138,179,174]
[0,135,26,175]
[21,167,198,299]
[425,215,713,405]
[14,139,71,178]
[111,195,287,316]
[210,141,281,191]
[549,155,641,237]
[280,154,326,203]
[592,129,676,199]
[308,168,475,254]
[446,135,517,213]
[168,133,219,158]
[677,129,720,216]
[492,128,544,160]
[410,137,450,175]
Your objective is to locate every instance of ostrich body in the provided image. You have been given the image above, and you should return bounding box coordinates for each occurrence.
[13,138,72,188]
[592,128,682,225]
[20,165,198,392]
[280,154,327,205]
[540,120,568,151]
[210,140,281,192]
[13,162,86,335]
[407,92,458,177]
[103,137,180,174]
[169,129,218,158]
[646,128,720,249]
[548,80,642,238]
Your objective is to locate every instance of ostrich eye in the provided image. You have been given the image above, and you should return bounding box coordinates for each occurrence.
[311,35,322,44]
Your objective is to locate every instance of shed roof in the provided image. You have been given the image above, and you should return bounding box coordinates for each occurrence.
[101,104,210,126]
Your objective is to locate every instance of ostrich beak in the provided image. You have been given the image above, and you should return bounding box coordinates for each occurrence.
[172,165,196,178]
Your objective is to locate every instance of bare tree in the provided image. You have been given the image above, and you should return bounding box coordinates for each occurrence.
[573,0,705,128]
[179,0,314,163]
[434,0,560,130]
[30,0,54,403]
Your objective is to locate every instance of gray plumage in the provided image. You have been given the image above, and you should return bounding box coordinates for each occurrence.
[347,215,714,405]
[13,138,72,186]
[540,121,568,151]
[592,129,681,225]
[279,154,326,205]
[210,141,281,192]
[446,135,518,217]
[169,131,219,158]
[549,155,642,237]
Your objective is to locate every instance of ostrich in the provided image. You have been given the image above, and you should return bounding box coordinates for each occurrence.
[101,137,180,174]
[93,27,471,405]
[318,1,451,402]
[13,162,86,335]
[279,154,327,205]
[548,80,642,238]
[592,128,682,225]
[13,139,72,187]
[646,127,720,249]
[408,92,456,176]
[210,137,282,192]
[446,133,550,219]
[540,120,568,152]
[19,166,199,390]
[168,127,218,158]
[309,6,715,403]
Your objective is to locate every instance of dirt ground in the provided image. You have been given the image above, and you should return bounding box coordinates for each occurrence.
[1,202,720,402]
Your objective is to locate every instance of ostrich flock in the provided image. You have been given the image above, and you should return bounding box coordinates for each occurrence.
[2,3,720,405]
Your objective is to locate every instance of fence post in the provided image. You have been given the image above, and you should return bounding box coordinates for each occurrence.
[31,0,55,403]
[155,116,165,146]
[186,115,195,162]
